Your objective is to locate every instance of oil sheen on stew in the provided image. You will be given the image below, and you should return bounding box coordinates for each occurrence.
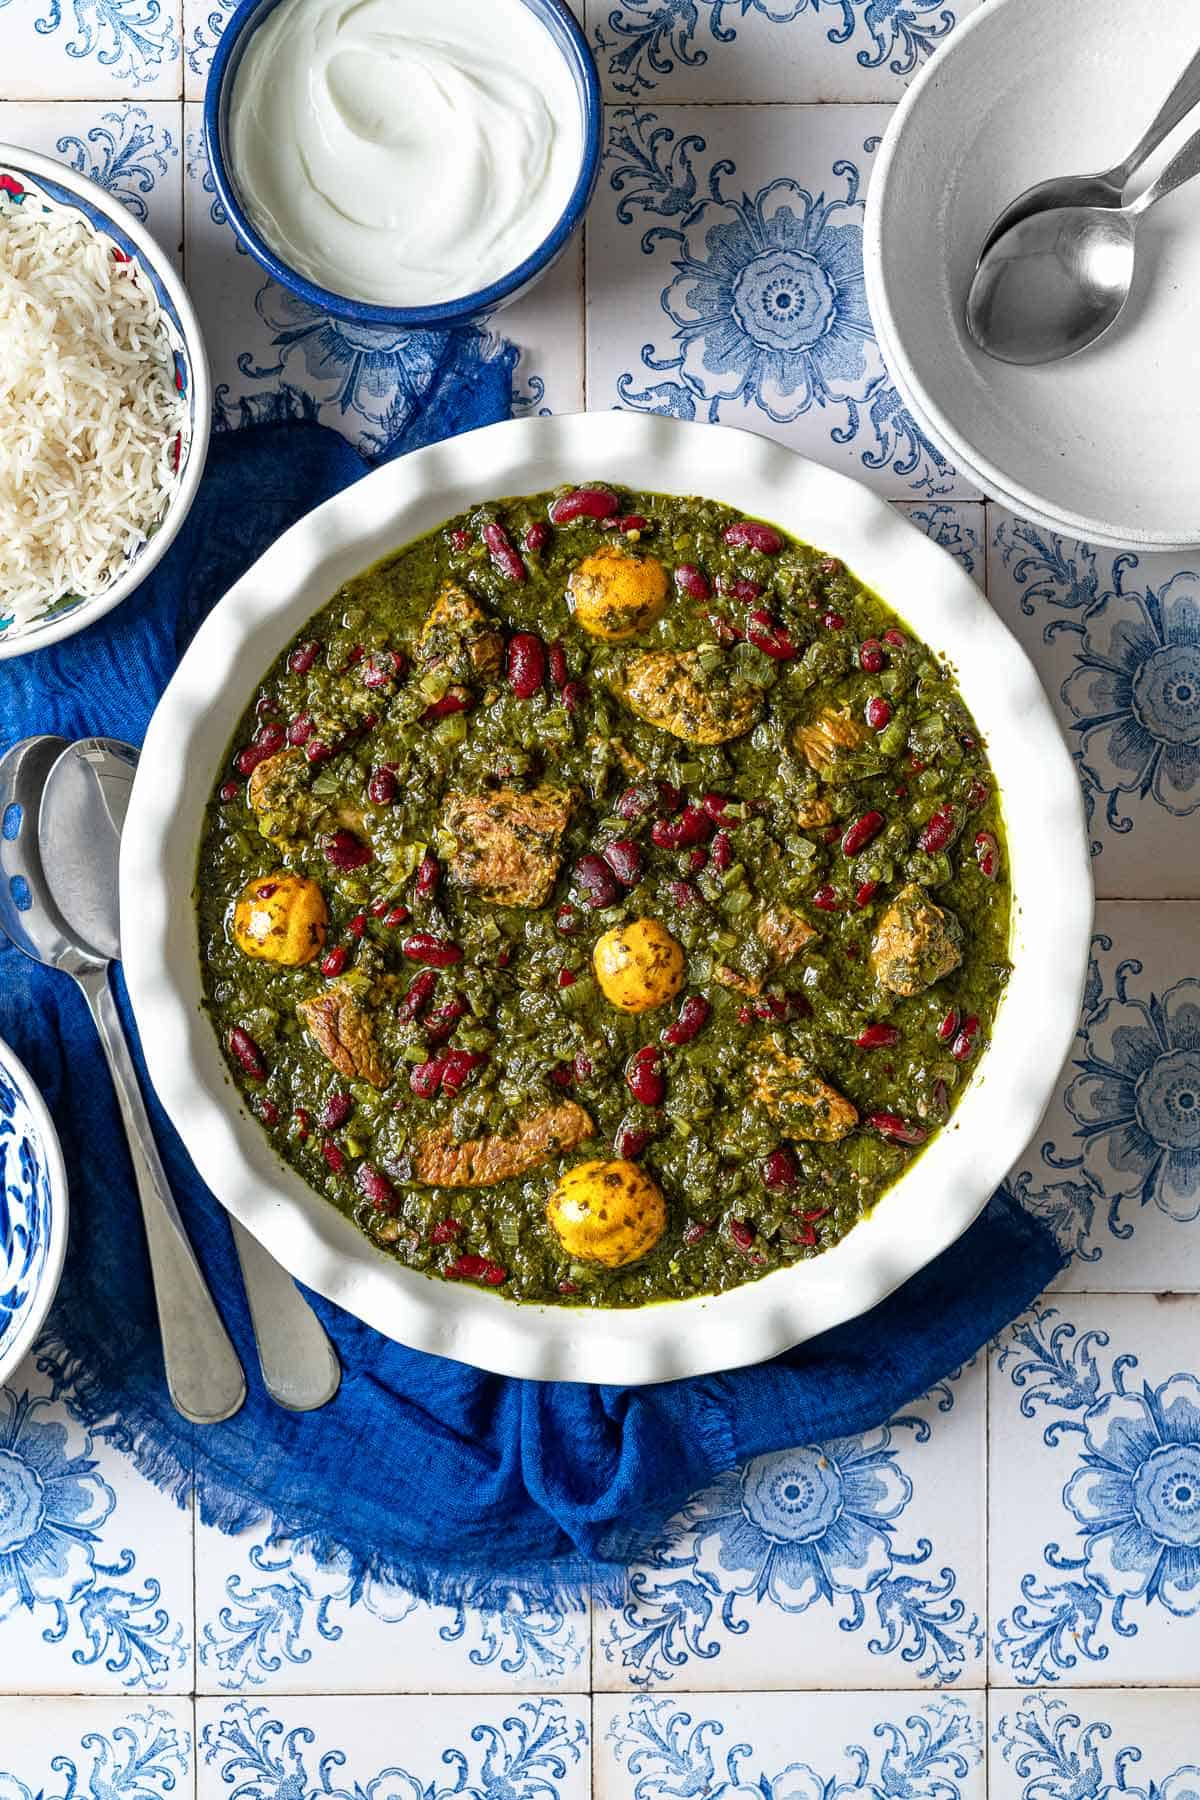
[197,486,1011,1306]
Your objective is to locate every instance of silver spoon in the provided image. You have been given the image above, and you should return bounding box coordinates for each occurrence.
[977,43,1200,262]
[966,123,1200,366]
[0,736,246,1424]
[39,737,341,1414]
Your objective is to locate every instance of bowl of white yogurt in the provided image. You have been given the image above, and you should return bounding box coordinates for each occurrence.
[205,0,600,327]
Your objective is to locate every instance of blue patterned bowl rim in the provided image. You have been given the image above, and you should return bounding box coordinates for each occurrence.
[203,0,603,328]
[0,1033,69,1388]
[0,143,213,662]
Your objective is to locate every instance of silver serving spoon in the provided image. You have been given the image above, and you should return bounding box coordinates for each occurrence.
[967,123,1200,366]
[39,738,341,1414]
[0,736,246,1424]
[977,43,1200,262]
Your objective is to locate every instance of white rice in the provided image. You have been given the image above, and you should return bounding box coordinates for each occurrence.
[0,190,188,628]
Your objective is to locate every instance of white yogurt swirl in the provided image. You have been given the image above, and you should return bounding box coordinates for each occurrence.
[227,0,584,308]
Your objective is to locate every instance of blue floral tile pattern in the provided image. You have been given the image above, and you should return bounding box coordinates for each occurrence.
[992,1692,1200,1800]
[589,107,973,499]
[51,104,177,220]
[0,1061,55,1378]
[989,1299,1200,1686]
[0,1701,191,1797]
[0,0,181,94]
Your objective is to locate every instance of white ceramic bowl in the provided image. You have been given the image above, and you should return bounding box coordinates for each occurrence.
[0,1035,69,1386]
[0,145,211,660]
[120,412,1092,1384]
[865,0,1200,551]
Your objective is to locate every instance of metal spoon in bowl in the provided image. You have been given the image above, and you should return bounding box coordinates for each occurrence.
[976,43,1200,262]
[966,123,1200,366]
[0,735,246,1425]
[37,737,341,1414]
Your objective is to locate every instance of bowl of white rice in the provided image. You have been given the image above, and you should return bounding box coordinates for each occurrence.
[0,145,210,660]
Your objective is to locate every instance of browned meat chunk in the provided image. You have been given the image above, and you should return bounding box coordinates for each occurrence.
[756,903,817,965]
[871,882,964,997]
[748,1039,858,1142]
[795,793,834,829]
[613,650,760,745]
[247,748,315,846]
[298,982,389,1088]
[794,707,871,773]
[414,1101,594,1187]
[418,582,503,681]
[443,786,572,907]
[714,963,763,998]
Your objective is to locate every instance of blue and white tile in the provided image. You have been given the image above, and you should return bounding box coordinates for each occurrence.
[0,1354,193,1694]
[182,0,231,97]
[0,0,181,100]
[900,503,986,588]
[0,1698,193,1795]
[988,507,1200,897]
[183,106,581,451]
[588,104,978,501]
[1005,904,1200,1293]
[989,1296,1200,1688]
[990,1689,1200,1799]
[594,1363,986,1690]
[194,1514,589,1693]
[197,1694,589,1800]
[0,103,182,268]
[588,0,982,104]
[596,1691,987,1800]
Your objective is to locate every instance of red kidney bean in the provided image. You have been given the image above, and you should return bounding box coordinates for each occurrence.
[866,696,892,731]
[440,1049,488,1095]
[746,610,797,660]
[398,969,439,1021]
[842,810,885,857]
[293,1107,311,1142]
[320,946,349,978]
[287,713,314,746]
[674,563,712,601]
[615,784,654,821]
[430,1218,462,1244]
[974,830,1001,880]
[356,1163,395,1210]
[549,487,619,524]
[320,1091,353,1131]
[682,1220,711,1245]
[573,1051,594,1081]
[361,648,405,690]
[626,1048,665,1107]
[555,901,581,934]
[558,1280,581,1295]
[449,527,472,552]
[856,1023,900,1049]
[346,912,367,939]
[288,641,321,675]
[718,576,764,603]
[909,754,927,773]
[662,995,711,1047]
[937,1006,961,1043]
[918,806,957,854]
[482,519,526,583]
[728,1218,756,1251]
[602,839,644,888]
[234,743,272,777]
[761,1147,799,1191]
[573,853,620,909]
[506,632,546,698]
[524,521,551,553]
[883,628,907,648]
[705,612,743,647]
[427,1005,469,1056]
[414,854,439,901]
[254,721,285,753]
[688,848,709,874]
[722,521,783,554]
[656,781,683,816]
[401,933,463,967]
[651,805,711,850]
[557,967,577,989]
[952,1014,980,1061]
[228,1026,267,1079]
[859,638,886,674]
[547,640,568,690]
[604,514,651,535]
[496,949,512,970]
[340,644,365,671]
[305,739,334,764]
[614,1121,655,1160]
[321,1138,346,1174]
[854,880,879,909]
[444,1254,507,1286]
[868,1111,928,1146]
[256,695,280,719]
[668,879,699,908]
[370,896,392,917]
[560,679,588,713]
[383,904,410,928]
[700,792,732,822]
[812,885,840,912]
[410,1057,444,1098]
[788,1206,830,1249]
[219,780,239,803]
[710,830,733,872]
[324,828,373,871]
[822,611,845,632]
[421,691,472,723]
[967,775,989,811]
[253,1097,280,1127]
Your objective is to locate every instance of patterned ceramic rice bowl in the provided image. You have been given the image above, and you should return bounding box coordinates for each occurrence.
[0,1035,68,1386]
[0,144,211,661]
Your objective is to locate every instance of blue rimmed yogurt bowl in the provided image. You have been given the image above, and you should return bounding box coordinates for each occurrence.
[0,1035,68,1387]
[204,0,602,330]
[0,145,211,662]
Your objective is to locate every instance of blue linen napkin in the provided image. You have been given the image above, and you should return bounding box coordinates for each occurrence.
[0,378,1065,1605]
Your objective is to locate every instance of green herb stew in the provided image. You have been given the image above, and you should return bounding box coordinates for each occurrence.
[197,485,1011,1306]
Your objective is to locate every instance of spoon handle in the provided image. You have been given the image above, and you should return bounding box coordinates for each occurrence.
[1117,43,1200,187]
[74,963,247,1425]
[1136,122,1200,212]
[230,1216,341,1412]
